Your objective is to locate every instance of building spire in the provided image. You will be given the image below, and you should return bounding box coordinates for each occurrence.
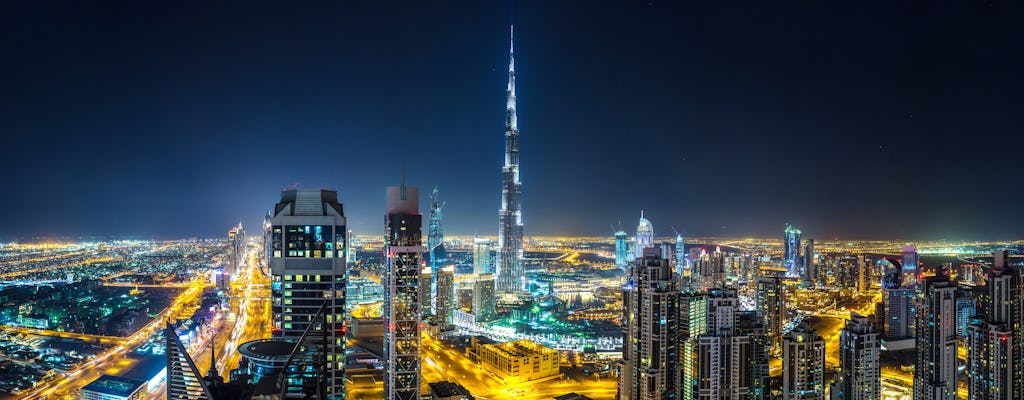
[506,25,517,131]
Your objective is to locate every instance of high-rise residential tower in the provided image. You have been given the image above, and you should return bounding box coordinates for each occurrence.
[698,288,764,400]
[268,189,348,398]
[783,224,801,277]
[496,26,525,296]
[384,181,424,400]
[472,274,496,323]
[967,250,1023,400]
[914,274,957,400]
[757,277,786,355]
[427,187,447,315]
[834,312,880,400]
[782,324,825,400]
[619,247,682,400]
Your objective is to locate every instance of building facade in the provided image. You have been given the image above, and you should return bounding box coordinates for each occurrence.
[967,251,1023,400]
[913,275,957,400]
[619,248,681,400]
[757,277,786,355]
[834,312,880,400]
[473,236,493,275]
[268,189,347,399]
[475,339,560,384]
[384,183,424,400]
[782,324,825,400]
[783,224,802,276]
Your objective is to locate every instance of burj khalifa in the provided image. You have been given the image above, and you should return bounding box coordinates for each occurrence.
[496,26,525,296]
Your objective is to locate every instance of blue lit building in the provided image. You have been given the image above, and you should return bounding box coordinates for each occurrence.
[633,212,653,257]
[783,224,801,276]
[614,225,628,270]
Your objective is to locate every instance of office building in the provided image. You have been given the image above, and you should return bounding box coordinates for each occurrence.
[473,236,493,275]
[384,180,424,400]
[757,277,786,355]
[228,223,244,275]
[783,224,802,277]
[475,339,560,384]
[856,255,868,293]
[81,375,145,400]
[268,188,347,399]
[496,26,526,296]
[802,239,815,287]
[420,267,433,318]
[833,312,880,400]
[967,250,1023,400]
[473,274,496,323]
[619,247,681,400]
[782,324,825,400]
[436,266,454,325]
[913,275,957,400]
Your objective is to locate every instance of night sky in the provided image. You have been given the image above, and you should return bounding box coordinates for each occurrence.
[2,2,1022,241]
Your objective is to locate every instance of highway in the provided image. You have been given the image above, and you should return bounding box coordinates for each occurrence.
[17,278,206,400]
[0,325,126,345]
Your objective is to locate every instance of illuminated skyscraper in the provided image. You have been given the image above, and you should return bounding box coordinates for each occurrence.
[619,247,681,400]
[856,255,867,293]
[967,250,1023,400]
[228,222,244,275]
[782,324,825,400]
[783,224,801,276]
[902,245,919,287]
[262,210,272,268]
[268,189,347,399]
[757,277,785,355]
[634,212,654,258]
[614,224,628,270]
[496,25,525,296]
[680,292,708,400]
[472,236,493,275]
[801,239,815,287]
[427,187,447,315]
[384,181,424,400]
[674,228,686,277]
[833,312,880,400]
[914,274,957,400]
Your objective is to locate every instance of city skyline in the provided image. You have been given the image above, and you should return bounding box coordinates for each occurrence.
[3,2,1023,241]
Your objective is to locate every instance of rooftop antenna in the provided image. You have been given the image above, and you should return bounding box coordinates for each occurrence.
[400,160,407,200]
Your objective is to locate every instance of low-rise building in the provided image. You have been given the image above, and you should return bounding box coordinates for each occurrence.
[473,339,560,384]
[80,375,145,400]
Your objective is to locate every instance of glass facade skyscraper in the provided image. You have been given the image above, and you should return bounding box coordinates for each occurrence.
[783,223,801,277]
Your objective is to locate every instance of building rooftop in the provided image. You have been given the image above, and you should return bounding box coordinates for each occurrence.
[429,381,472,397]
[82,374,145,398]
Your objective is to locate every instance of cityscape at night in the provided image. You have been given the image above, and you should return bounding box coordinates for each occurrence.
[1,2,1023,400]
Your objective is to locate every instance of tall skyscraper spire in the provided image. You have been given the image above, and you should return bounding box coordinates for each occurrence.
[496,25,525,296]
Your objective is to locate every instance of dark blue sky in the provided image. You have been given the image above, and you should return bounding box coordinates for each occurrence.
[1,1,1022,241]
